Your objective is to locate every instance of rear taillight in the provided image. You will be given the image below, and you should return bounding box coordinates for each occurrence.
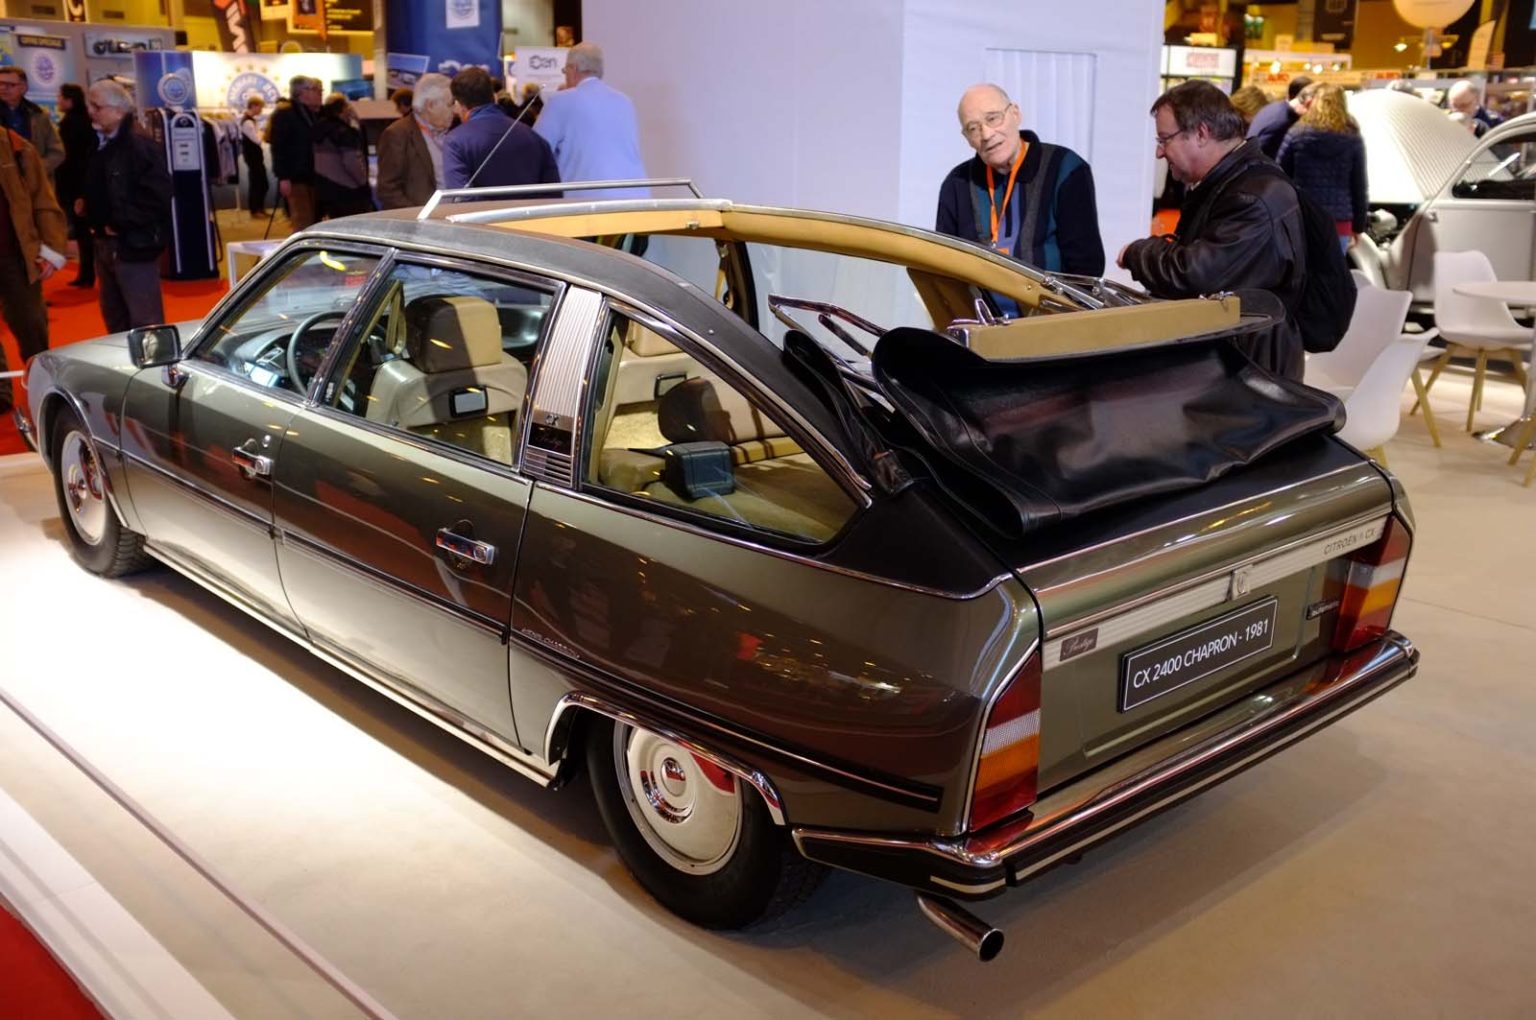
[967,653,1041,831]
[1332,516,1412,653]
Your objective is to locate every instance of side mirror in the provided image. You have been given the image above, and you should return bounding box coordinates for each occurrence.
[128,324,182,368]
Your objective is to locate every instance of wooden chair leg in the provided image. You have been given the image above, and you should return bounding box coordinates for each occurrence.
[1468,351,1488,431]
[1412,350,1453,416]
[1365,446,1387,466]
[1411,368,1442,447]
[1511,414,1536,468]
[1507,350,1530,390]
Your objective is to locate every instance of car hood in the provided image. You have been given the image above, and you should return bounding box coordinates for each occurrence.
[1349,88,1477,205]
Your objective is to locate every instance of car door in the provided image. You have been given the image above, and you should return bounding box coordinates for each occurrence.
[1411,125,1536,300]
[119,245,384,627]
[270,256,560,748]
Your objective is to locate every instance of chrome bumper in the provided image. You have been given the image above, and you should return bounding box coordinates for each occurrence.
[793,633,1418,898]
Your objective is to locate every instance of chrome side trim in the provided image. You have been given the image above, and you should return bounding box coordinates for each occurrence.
[277,529,507,638]
[545,692,787,826]
[142,542,556,786]
[122,449,271,532]
[546,483,1012,602]
[1040,513,1390,669]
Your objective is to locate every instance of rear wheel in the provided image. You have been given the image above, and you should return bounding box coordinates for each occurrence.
[51,408,149,577]
[584,715,824,929]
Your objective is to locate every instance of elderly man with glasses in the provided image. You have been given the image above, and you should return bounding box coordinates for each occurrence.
[1118,80,1307,380]
[936,83,1104,282]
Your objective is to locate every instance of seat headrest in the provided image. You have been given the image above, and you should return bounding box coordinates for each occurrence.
[625,319,681,357]
[658,378,785,445]
[405,296,503,373]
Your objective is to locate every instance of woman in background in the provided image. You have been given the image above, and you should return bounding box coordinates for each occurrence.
[1277,83,1368,254]
[54,83,96,287]
[1229,85,1269,131]
[311,92,373,220]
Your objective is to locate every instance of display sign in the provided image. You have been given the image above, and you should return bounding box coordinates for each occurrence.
[1392,0,1475,29]
[290,0,324,34]
[1163,45,1236,79]
[63,0,88,23]
[208,0,261,54]
[260,0,291,20]
[320,0,375,37]
[8,33,71,101]
[384,0,501,79]
[188,50,361,113]
[386,52,430,90]
[1313,0,1357,52]
[133,50,197,110]
[511,46,568,93]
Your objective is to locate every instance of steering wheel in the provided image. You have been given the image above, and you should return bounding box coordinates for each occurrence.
[286,309,347,394]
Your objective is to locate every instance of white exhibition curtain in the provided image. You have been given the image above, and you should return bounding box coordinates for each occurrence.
[983,49,1098,162]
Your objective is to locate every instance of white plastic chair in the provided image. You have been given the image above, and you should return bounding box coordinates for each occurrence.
[1310,283,1421,462]
[1427,250,1533,431]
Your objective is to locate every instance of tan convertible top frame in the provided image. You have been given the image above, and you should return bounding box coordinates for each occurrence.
[414,181,1246,361]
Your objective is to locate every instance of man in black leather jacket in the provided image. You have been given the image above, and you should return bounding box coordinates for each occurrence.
[1119,81,1306,380]
[82,80,172,333]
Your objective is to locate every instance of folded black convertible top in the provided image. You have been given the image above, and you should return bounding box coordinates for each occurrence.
[785,305,1344,539]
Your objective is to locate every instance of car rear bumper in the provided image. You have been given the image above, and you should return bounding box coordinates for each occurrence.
[792,632,1418,899]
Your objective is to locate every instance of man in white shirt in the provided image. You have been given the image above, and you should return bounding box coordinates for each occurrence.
[534,43,648,199]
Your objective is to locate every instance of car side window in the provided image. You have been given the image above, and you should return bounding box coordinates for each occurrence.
[323,261,554,467]
[1451,130,1536,200]
[583,312,856,544]
[193,249,381,394]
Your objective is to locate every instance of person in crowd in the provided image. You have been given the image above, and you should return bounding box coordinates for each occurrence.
[377,73,454,209]
[533,43,647,199]
[1277,83,1367,255]
[442,66,559,191]
[239,95,270,218]
[936,83,1105,278]
[1118,81,1306,380]
[0,67,64,177]
[54,83,96,287]
[390,87,413,118]
[311,92,373,220]
[1447,79,1504,138]
[1229,85,1269,131]
[81,79,171,333]
[1245,75,1312,159]
[555,24,576,47]
[270,75,323,229]
[0,128,67,415]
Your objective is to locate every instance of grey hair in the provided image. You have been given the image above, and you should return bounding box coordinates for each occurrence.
[413,73,451,111]
[566,42,604,78]
[87,79,135,112]
[289,75,318,100]
[1447,79,1476,102]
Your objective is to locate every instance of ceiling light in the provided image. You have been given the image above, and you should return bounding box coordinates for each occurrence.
[1394,40,1408,52]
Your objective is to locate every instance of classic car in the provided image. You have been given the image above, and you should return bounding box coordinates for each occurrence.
[1350,88,1536,309]
[19,184,1418,961]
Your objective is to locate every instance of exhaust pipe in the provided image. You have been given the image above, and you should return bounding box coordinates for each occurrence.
[915,893,1005,962]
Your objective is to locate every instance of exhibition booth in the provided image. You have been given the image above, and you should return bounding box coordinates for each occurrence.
[1,1,1535,1017]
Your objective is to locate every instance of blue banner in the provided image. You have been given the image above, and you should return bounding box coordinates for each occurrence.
[133,50,197,110]
[385,0,501,80]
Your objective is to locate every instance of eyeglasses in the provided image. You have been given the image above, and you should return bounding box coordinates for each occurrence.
[960,106,1014,140]
[1155,127,1189,148]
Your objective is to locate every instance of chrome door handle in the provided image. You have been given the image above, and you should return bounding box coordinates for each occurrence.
[231,443,273,478]
[436,528,496,566]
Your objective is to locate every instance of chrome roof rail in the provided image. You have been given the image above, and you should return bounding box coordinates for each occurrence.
[445,196,733,226]
[417,177,705,220]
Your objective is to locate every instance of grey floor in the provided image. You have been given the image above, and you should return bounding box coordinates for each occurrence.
[0,365,1532,1019]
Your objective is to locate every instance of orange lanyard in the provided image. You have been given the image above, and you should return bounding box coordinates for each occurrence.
[985,143,1028,249]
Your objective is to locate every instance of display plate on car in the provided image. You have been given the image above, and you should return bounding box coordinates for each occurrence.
[1119,597,1278,712]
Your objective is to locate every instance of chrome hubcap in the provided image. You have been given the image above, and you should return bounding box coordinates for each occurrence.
[60,430,107,546]
[617,724,742,875]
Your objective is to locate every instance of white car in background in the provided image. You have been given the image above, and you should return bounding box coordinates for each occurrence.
[1349,88,1536,310]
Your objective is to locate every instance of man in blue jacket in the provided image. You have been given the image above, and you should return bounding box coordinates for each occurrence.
[443,67,560,193]
[936,84,1104,278]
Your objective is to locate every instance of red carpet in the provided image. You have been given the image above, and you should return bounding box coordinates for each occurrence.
[0,907,105,1019]
[1,271,229,456]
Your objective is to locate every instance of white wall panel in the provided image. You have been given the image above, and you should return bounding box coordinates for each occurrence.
[983,49,1097,164]
[584,1,1161,282]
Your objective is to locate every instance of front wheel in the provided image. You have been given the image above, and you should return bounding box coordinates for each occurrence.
[51,408,149,577]
[585,715,823,929]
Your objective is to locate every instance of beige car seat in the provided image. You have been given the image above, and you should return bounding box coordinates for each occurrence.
[611,319,702,405]
[367,295,528,465]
